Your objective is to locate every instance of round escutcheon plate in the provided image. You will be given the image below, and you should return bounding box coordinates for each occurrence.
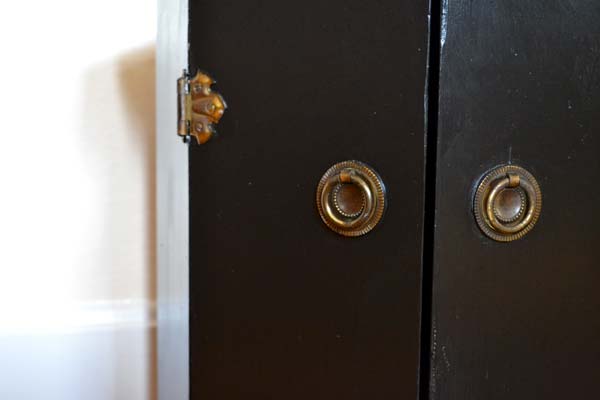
[473,164,542,242]
[316,160,386,237]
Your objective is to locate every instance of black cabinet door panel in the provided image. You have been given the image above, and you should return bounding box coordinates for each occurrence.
[188,1,430,398]
[432,1,600,399]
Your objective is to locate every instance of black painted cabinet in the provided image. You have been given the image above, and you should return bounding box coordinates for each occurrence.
[187,1,429,398]
[431,2,600,399]
[178,0,600,399]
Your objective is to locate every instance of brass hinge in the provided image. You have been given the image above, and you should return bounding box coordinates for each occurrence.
[177,69,227,145]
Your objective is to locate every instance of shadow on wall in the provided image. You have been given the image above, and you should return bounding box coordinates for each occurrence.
[118,45,157,400]
[78,45,157,400]
[118,45,158,303]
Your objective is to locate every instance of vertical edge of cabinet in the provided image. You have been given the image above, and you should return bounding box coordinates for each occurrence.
[157,1,189,400]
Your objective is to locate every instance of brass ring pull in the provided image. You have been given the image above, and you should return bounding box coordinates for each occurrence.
[474,165,542,242]
[316,161,386,237]
[321,169,374,230]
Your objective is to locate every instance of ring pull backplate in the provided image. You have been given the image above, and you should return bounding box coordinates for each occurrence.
[473,164,542,242]
[316,161,386,237]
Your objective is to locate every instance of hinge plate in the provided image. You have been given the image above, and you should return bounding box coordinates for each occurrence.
[177,70,227,145]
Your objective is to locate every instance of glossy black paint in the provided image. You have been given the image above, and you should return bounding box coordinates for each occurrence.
[188,1,430,398]
[431,1,600,399]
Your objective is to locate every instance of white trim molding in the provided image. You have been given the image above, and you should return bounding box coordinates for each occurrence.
[157,0,189,399]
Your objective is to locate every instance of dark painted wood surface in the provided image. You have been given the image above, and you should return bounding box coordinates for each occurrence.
[432,1,600,399]
[188,1,429,398]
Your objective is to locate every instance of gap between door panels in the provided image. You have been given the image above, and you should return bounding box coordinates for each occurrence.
[420,0,442,399]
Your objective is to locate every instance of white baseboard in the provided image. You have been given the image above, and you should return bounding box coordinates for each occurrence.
[0,300,156,400]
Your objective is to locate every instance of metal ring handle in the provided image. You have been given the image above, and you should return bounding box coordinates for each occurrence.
[316,161,386,237]
[474,164,542,242]
[485,175,536,234]
[321,169,374,230]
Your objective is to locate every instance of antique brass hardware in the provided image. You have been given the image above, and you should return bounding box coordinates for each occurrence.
[177,70,227,145]
[473,165,542,242]
[316,161,386,237]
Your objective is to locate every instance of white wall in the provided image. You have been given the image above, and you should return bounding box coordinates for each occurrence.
[0,1,157,398]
